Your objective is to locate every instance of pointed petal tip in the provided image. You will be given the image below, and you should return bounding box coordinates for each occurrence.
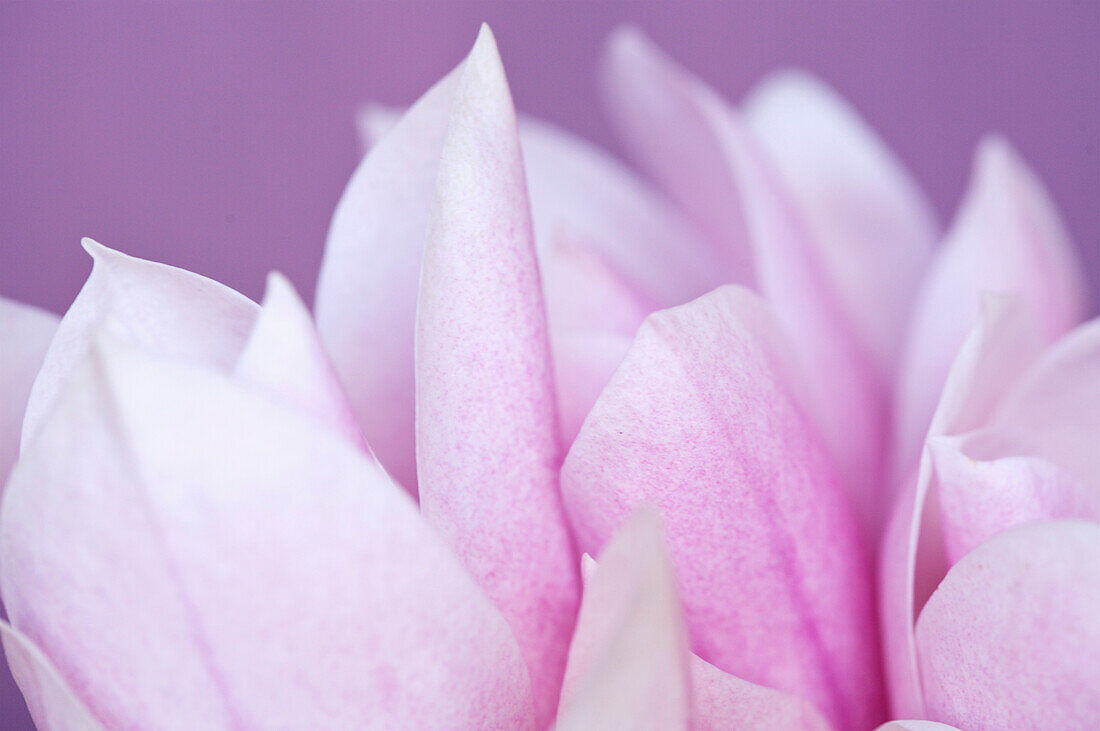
[261,270,297,303]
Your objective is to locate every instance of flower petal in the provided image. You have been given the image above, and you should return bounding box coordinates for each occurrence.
[929,433,1100,565]
[916,521,1100,730]
[0,335,535,729]
[1,621,103,731]
[0,298,57,485]
[893,137,1086,481]
[414,25,578,726]
[556,511,690,731]
[601,27,753,284]
[561,285,882,731]
[233,272,368,451]
[876,723,960,731]
[20,239,258,450]
[601,28,886,537]
[879,294,1036,718]
[744,71,937,379]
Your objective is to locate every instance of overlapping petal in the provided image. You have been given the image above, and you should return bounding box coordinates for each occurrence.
[414,25,578,726]
[892,138,1086,481]
[916,521,1100,730]
[0,335,535,728]
[561,285,882,730]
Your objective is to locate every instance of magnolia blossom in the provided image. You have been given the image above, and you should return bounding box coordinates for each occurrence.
[1,24,1098,731]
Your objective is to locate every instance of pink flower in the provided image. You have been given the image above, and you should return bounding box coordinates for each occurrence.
[1,23,1097,730]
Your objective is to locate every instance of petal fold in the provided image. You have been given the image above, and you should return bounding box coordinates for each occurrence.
[561,286,882,731]
[916,521,1100,730]
[414,25,578,726]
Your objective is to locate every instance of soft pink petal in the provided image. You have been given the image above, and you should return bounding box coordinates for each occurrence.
[987,315,1100,493]
[21,239,258,450]
[551,331,635,448]
[0,621,104,731]
[876,723,961,731]
[691,656,833,731]
[233,272,368,451]
[315,61,459,497]
[414,26,578,726]
[916,521,1100,730]
[561,286,883,731]
[556,511,690,731]
[893,137,1086,482]
[0,298,57,486]
[930,432,1100,565]
[744,71,937,379]
[601,27,753,284]
[879,296,1036,718]
[0,334,535,729]
[602,29,886,537]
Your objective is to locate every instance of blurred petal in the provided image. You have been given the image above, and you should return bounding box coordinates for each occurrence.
[0,298,57,485]
[561,286,883,731]
[601,27,753,283]
[893,137,1085,481]
[987,315,1100,492]
[602,28,886,536]
[876,723,960,731]
[929,433,1100,564]
[315,60,460,496]
[21,239,258,449]
[0,335,535,729]
[556,511,690,731]
[542,234,649,444]
[879,295,1035,718]
[744,71,937,378]
[415,26,578,725]
[916,521,1100,730]
[0,621,103,731]
[692,656,833,731]
[234,272,368,451]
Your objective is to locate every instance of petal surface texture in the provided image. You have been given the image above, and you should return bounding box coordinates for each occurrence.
[561,286,882,731]
[0,298,57,485]
[0,337,535,729]
[20,239,258,449]
[0,622,104,731]
[916,521,1100,730]
[602,29,886,536]
[744,71,937,380]
[893,138,1085,481]
[414,26,578,726]
[556,511,690,731]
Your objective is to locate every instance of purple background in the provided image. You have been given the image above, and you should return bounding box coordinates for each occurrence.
[1,1,1097,725]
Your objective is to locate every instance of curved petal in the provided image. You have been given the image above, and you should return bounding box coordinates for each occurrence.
[561,286,883,731]
[876,723,960,731]
[21,239,258,450]
[602,28,886,537]
[315,57,459,497]
[0,298,57,485]
[744,71,937,379]
[0,334,535,729]
[987,315,1100,493]
[414,26,578,726]
[893,137,1086,482]
[556,511,690,731]
[551,331,634,448]
[1,621,104,731]
[929,433,1100,565]
[692,656,833,731]
[601,27,753,284]
[916,521,1100,730]
[234,272,368,452]
[879,295,1036,718]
